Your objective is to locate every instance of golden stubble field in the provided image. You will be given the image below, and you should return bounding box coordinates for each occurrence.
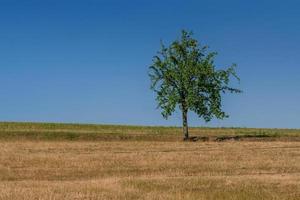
[0,140,299,200]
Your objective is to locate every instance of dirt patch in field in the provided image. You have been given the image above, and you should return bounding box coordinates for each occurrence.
[185,135,300,142]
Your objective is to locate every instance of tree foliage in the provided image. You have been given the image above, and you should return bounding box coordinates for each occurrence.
[149,30,241,138]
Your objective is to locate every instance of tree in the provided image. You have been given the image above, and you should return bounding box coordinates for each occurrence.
[149,30,241,140]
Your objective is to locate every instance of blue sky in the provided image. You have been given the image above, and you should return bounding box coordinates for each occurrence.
[1,0,300,128]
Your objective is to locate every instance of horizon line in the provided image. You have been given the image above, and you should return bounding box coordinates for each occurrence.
[0,120,299,130]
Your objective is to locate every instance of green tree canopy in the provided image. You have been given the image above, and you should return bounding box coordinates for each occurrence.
[149,30,241,140]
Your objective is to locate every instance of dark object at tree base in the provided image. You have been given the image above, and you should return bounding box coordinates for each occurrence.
[183,136,209,142]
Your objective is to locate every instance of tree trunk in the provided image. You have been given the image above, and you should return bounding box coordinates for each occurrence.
[182,108,189,140]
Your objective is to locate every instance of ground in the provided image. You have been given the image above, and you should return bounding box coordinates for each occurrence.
[0,122,299,199]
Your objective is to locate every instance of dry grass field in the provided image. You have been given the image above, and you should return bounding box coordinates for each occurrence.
[0,122,299,199]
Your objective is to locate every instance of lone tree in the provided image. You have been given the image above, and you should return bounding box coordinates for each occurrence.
[149,30,241,140]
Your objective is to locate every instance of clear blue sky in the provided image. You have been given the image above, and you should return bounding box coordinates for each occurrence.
[1,0,300,128]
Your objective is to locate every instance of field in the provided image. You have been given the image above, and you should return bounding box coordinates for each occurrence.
[0,122,299,199]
